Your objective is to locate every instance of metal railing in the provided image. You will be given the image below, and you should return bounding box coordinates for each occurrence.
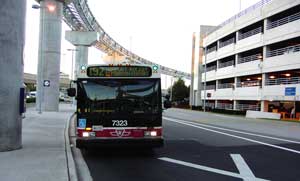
[205,65,217,72]
[219,38,235,48]
[236,104,260,111]
[236,80,261,87]
[205,85,216,90]
[216,103,233,110]
[218,83,234,89]
[267,12,300,29]
[238,27,262,40]
[266,44,300,58]
[265,77,300,85]
[238,53,262,64]
[204,102,215,109]
[207,0,272,35]
[207,46,217,54]
[218,60,235,69]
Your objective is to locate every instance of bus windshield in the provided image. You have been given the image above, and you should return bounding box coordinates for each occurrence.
[77,79,161,114]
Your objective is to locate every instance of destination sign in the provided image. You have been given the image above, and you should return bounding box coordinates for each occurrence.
[87,66,152,77]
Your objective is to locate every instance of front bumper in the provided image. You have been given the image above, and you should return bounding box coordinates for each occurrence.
[76,137,164,148]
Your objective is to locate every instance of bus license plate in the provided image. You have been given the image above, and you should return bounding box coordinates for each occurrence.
[92,125,103,131]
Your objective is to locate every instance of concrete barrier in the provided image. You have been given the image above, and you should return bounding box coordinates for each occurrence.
[246,110,281,119]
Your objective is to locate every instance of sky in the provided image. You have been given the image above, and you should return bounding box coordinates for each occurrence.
[24,0,261,89]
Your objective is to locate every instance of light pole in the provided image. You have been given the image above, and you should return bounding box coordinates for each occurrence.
[67,48,78,80]
[170,76,174,102]
[199,46,207,112]
[67,48,78,106]
[33,3,56,113]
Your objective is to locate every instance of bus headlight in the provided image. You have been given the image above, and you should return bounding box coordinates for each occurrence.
[150,131,157,137]
[82,132,89,137]
[144,131,157,137]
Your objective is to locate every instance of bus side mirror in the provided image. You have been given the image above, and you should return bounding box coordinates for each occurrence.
[164,100,172,109]
[67,88,76,97]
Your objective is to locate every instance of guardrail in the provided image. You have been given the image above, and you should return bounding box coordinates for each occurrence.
[236,104,260,111]
[266,44,300,58]
[218,83,234,89]
[236,80,261,87]
[265,77,300,85]
[238,53,262,64]
[238,27,262,40]
[219,60,234,69]
[267,12,300,29]
[219,38,235,48]
[216,103,233,110]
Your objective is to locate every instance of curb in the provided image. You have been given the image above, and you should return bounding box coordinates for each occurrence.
[65,113,79,181]
[69,114,93,181]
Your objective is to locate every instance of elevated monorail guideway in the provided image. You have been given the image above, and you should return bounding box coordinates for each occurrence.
[61,0,191,79]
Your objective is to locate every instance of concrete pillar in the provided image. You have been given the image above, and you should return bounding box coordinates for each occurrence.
[0,0,26,151]
[235,54,239,65]
[215,100,218,109]
[263,18,269,33]
[36,0,63,112]
[233,100,237,110]
[65,31,99,78]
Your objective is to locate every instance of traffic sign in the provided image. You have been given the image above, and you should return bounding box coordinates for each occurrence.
[43,80,50,87]
[285,87,296,96]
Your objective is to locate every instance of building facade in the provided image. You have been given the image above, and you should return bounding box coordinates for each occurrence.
[194,0,300,118]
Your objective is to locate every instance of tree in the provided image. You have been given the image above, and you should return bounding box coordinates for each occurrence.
[168,78,189,102]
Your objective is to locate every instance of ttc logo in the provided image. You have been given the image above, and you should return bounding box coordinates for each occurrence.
[110,129,131,137]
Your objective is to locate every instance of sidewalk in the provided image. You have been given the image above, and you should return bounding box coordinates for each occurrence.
[164,108,300,141]
[0,104,75,181]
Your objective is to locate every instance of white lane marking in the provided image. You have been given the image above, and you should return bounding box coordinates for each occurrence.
[164,117,300,155]
[231,154,256,181]
[158,157,269,181]
[163,117,300,144]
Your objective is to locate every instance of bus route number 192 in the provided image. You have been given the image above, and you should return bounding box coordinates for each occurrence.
[112,120,128,127]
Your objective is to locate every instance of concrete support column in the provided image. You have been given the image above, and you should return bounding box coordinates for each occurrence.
[0,0,26,151]
[235,54,239,65]
[74,45,88,78]
[215,100,218,109]
[36,0,63,112]
[233,100,237,110]
[263,46,269,60]
[263,18,269,33]
[236,31,240,42]
[65,31,99,79]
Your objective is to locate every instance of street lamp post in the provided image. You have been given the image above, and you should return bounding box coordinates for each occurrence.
[67,49,78,80]
[199,46,207,112]
[67,48,78,106]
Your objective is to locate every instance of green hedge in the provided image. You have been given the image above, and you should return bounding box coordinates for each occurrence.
[211,108,246,115]
[26,97,36,103]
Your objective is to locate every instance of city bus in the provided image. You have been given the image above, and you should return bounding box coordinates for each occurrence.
[67,64,166,148]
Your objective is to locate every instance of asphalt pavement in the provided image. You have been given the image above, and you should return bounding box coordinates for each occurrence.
[81,108,300,181]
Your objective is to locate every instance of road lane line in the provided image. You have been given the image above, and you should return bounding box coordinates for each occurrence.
[163,116,300,144]
[164,117,300,155]
[231,154,256,181]
[158,157,269,181]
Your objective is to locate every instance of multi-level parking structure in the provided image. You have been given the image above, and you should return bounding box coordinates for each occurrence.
[194,0,300,117]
